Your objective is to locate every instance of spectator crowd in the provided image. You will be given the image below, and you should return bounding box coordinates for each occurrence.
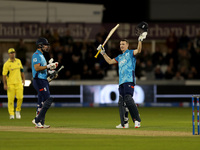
[1,29,200,81]
[136,31,200,80]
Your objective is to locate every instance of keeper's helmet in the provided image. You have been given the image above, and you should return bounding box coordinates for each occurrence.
[36,37,50,52]
[135,21,148,36]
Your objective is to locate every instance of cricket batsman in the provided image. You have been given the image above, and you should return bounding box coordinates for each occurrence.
[97,22,148,128]
[31,37,58,128]
[2,48,25,119]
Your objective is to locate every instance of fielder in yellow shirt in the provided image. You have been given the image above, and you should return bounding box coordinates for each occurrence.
[2,48,25,119]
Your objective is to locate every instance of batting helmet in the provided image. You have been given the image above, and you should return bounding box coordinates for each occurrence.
[135,21,148,36]
[36,37,49,48]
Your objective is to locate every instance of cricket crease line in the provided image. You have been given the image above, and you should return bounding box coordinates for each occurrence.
[0,126,194,137]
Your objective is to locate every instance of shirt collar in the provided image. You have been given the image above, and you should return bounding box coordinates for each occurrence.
[8,58,16,62]
[36,49,43,54]
[123,49,129,54]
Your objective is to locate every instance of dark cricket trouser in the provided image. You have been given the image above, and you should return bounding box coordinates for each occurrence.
[33,78,50,124]
[118,82,141,125]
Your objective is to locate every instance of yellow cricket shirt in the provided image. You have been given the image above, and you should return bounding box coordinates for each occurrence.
[2,58,24,85]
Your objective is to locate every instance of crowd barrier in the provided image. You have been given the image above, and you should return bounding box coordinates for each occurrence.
[0,80,199,107]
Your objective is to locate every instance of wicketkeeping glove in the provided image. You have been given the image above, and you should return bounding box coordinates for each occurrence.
[97,44,105,55]
[138,32,148,41]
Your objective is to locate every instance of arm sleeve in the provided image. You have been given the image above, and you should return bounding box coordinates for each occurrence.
[32,54,41,66]
[2,63,8,76]
[19,60,24,72]
[130,49,135,57]
[114,56,119,63]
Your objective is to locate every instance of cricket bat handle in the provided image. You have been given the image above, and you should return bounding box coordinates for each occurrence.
[94,43,106,58]
[94,49,101,58]
[57,65,64,72]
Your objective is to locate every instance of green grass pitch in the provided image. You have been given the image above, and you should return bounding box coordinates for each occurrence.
[0,107,200,150]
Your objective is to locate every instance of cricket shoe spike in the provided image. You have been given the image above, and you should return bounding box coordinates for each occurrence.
[135,121,141,128]
[35,122,44,128]
[116,122,129,129]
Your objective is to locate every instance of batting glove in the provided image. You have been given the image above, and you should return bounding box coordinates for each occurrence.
[48,58,54,64]
[97,44,105,55]
[48,70,55,74]
[138,32,148,41]
[47,62,58,70]
[48,70,58,78]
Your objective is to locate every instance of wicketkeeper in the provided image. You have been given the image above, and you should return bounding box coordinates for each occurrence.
[31,37,59,128]
[97,22,148,128]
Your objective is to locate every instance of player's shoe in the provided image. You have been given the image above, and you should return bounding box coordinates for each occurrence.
[116,122,129,128]
[9,115,15,119]
[32,119,50,128]
[135,121,141,128]
[43,124,50,128]
[15,111,21,119]
[35,122,44,128]
[32,119,43,128]
[32,119,36,125]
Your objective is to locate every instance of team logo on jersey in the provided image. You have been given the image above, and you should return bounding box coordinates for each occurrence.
[120,59,127,65]
[33,58,37,62]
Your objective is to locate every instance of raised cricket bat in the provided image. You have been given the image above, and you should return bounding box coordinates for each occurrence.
[47,65,64,82]
[94,24,120,58]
